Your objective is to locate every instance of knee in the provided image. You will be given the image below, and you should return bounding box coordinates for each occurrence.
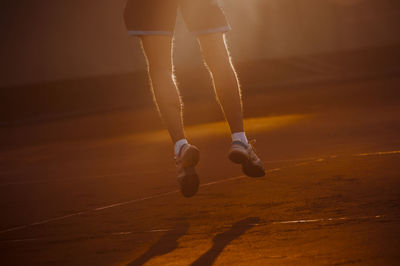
[202,49,232,74]
[147,64,173,82]
[206,57,236,84]
[206,57,231,75]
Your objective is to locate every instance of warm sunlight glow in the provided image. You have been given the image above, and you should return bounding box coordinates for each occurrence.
[134,114,309,143]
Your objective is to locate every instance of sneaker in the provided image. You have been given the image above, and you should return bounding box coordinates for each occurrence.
[228,139,265,177]
[176,144,200,197]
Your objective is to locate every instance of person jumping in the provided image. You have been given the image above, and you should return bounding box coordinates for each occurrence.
[124,0,265,197]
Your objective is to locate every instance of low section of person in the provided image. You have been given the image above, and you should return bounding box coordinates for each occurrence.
[124,0,265,197]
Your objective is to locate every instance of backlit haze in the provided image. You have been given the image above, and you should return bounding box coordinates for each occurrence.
[1,0,399,87]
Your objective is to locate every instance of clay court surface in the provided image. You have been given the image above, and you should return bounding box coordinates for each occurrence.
[1,77,400,265]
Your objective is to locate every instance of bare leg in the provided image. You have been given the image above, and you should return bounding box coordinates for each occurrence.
[198,33,265,177]
[197,33,244,134]
[140,36,200,197]
[140,36,185,143]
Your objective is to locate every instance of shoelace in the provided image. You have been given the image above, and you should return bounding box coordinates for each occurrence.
[248,139,262,161]
[248,139,257,152]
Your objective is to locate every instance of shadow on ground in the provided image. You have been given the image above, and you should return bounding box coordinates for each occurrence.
[191,217,260,266]
[127,217,259,266]
[127,223,190,266]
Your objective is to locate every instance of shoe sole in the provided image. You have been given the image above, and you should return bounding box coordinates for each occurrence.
[179,145,200,198]
[242,161,265,177]
[178,167,199,198]
[182,146,200,168]
[229,149,265,178]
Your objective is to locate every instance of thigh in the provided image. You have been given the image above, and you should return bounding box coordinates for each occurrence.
[124,0,179,36]
[140,36,174,69]
[197,33,231,68]
[179,0,231,35]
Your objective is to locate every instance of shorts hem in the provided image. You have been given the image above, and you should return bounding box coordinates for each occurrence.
[128,30,174,36]
[191,25,231,36]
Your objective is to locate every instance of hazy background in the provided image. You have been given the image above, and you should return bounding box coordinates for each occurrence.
[1,0,399,87]
[2,3,400,265]
[1,0,399,125]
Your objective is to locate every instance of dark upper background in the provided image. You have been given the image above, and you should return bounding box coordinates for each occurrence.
[1,0,399,87]
[0,0,399,125]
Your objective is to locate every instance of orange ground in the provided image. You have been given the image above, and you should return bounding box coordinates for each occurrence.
[0,77,400,265]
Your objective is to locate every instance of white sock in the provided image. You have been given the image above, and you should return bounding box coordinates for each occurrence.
[232,132,248,144]
[174,138,188,156]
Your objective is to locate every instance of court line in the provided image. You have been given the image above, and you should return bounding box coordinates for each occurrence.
[0,214,390,243]
[1,149,398,186]
[0,225,28,234]
[270,215,384,225]
[358,150,400,156]
[0,171,163,186]
[93,190,179,211]
[0,176,247,235]
[0,172,288,235]
[0,149,399,235]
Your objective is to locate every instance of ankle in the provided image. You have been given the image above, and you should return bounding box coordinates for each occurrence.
[231,132,248,144]
[174,139,188,156]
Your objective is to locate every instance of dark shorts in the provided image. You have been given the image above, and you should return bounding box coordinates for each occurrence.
[124,0,231,36]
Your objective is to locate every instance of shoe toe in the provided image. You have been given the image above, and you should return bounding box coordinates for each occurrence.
[242,161,265,177]
[178,167,199,198]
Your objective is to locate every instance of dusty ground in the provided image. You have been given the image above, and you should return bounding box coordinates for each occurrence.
[0,77,400,265]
